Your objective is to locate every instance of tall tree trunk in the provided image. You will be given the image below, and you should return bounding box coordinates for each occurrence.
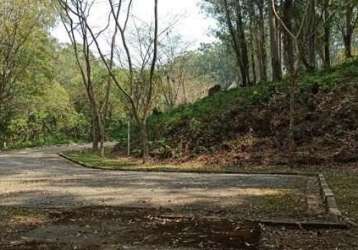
[294,0,316,72]
[269,0,282,81]
[127,119,131,156]
[282,0,295,73]
[272,0,307,158]
[344,33,353,59]
[343,5,354,59]
[288,40,300,157]
[306,0,316,71]
[236,1,250,86]
[281,0,298,158]
[99,115,105,157]
[91,116,99,151]
[140,121,149,163]
[251,41,257,84]
[248,2,257,84]
[323,0,331,68]
[223,0,245,87]
[88,85,104,156]
[257,0,267,82]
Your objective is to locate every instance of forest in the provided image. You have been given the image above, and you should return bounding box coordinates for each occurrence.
[1,0,357,160]
[1,0,358,249]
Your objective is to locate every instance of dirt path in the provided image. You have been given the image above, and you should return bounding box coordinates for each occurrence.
[0,145,314,216]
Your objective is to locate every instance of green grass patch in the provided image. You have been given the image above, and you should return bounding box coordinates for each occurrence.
[326,173,358,221]
[64,150,316,174]
[253,192,306,219]
[66,150,139,168]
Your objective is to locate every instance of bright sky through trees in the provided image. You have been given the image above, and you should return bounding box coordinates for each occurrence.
[51,0,216,49]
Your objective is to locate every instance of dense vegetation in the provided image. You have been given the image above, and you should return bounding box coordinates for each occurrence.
[0,1,219,150]
[1,0,358,166]
[146,60,358,165]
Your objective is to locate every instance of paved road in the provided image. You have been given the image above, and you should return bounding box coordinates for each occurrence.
[0,145,310,212]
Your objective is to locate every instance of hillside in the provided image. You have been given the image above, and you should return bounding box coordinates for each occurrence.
[147,60,358,166]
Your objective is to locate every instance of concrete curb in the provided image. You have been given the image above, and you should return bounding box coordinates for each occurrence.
[58,153,319,176]
[58,153,98,170]
[318,173,342,220]
[159,215,348,229]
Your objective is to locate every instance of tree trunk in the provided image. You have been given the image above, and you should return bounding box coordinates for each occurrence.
[344,5,354,59]
[222,0,243,86]
[99,115,105,158]
[258,0,267,82]
[236,1,250,86]
[344,34,353,59]
[288,41,300,157]
[282,0,295,74]
[88,85,104,155]
[269,0,282,81]
[323,0,331,68]
[92,117,99,151]
[304,0,316,71]
[251,44,257,84]
[248,6,257,85]
[140,121,149,163]
[127,119,131,156]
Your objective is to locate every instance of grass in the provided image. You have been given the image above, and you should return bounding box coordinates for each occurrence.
[63,150,229,172]
[326,173,358,221]
[148,59,358,139]
[64,150,318,174]
[0,207,49,227]
[253,192,306,219]
[2,137,85,151]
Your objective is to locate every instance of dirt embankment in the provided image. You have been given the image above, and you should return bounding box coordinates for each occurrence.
[145,82,358,167]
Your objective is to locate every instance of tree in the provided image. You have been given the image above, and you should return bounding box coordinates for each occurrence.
[338,1,358,58]
[157,33,191,109]
[272,0,310,157]
[0,0,54,145]
[322,0,332,68]
[57,0,114,156]
[222,0,250,86]
[269,0,282,81]
[58,0,159,162]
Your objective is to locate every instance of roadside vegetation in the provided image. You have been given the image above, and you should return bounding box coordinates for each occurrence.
[2,0,358,248]
[80,59,358,169]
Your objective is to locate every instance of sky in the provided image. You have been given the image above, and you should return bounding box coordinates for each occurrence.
[51,0,217,49]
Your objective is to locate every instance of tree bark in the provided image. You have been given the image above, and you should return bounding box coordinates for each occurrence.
[288,40,300,156]
[222,0,249,87]
[251,40,257,84]
[257,0,267,82]
[248,2,257,84]
[235,0,250,86]
[344,33,353,59]
[323,0,331,68]
[282,0,295,74]
[140,121,149,163]
[343,5,354,59]
[306,0,316,71]
[127,119,131,156]
[269,0,282,81]
[271,0,309,159]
